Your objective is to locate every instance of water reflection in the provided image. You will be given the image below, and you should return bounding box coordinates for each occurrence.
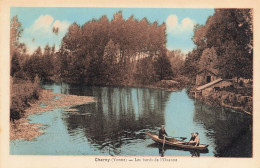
[11,83,250,157]
[61,86,171,153]
[193,101,252,157]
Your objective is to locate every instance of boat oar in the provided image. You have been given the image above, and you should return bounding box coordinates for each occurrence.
[162,135,166,148]
[161,136,166,157]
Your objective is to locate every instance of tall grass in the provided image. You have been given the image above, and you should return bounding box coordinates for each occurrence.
[10,76,41,122]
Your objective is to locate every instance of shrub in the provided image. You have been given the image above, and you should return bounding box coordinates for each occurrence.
[10,77,41,121]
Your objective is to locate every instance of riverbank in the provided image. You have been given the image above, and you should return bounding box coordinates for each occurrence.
[122,83,182,92]
[53,75,190,93]
[10,89,96,141]
[189,88,253,115]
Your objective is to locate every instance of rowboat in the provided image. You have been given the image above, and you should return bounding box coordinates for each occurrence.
[146,132,209,151]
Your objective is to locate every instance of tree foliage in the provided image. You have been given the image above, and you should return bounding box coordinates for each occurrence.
[198,47,218,71]
[167,49,185,76]
[10,15,27,79]
[189,9,253,80]
[153,54,173,81]
[58,12,169,85]
[10,15,24,54]
[11,12,174,86]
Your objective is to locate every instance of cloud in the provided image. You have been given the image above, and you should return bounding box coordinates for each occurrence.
[53,20,70,33]
[166,15,195,35]
[21,15,70,54]
[32,15,54,33]
[166,15,178,31]
[166,15,196,54]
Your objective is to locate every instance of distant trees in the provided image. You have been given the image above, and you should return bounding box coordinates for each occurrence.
[186,9,253,81]
[167,49,185,76]
[103,39,120,84]
[10,12,176,86]
[182,48,202,80]
[153,54,173,80]
[134,57,158,85]
[10,16,56,81]
[10,16,42,121]
[20,45,55,81]
[58,12,172,85]
[10,15,27,79]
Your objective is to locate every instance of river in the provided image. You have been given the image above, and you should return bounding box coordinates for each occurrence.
[10,82,252,157]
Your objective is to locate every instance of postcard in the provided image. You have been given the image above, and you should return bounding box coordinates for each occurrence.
[1,0,259,168]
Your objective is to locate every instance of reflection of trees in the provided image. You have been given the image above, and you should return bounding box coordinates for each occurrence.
[42,81,71,94]
[64,86,171,151]
[193,101,252,157]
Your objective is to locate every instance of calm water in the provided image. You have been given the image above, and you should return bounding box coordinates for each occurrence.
[10,83,252,157]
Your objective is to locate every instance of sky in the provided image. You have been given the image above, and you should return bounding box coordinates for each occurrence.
[11,7,214,54]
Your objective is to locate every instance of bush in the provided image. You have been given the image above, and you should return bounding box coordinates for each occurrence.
[10,77,41,121]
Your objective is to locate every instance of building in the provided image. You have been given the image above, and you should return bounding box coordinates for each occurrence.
[195,78,233,97]
[196,69,219,86]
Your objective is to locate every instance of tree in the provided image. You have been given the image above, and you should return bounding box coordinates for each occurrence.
[24,47,45,80]
[10,15,23,55]
[56,45,69,80]
[167,49,185,76]
[182,48,203,83]
[192,9,253,80]
[10,15,25,78]
[153,54,173,81]
[11,52,21,77]
[134,58,156,85]
[103,39,120,84]
[198,47,218,71]
[57,11,168,85]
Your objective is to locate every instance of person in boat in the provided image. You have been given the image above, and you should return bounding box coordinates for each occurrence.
[159,125,168,140]
[194,132,200,146]
[188,133,196,144]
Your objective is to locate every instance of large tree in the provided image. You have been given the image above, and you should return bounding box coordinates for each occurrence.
[192,9,253,80]
[10,15,23,55]
[10,15,26,78]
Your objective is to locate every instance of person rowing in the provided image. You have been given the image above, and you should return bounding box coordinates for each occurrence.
[159,125,168,149]
[159,125,168,140]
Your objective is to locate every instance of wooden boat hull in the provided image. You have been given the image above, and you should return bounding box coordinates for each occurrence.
[146,132,209,151]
